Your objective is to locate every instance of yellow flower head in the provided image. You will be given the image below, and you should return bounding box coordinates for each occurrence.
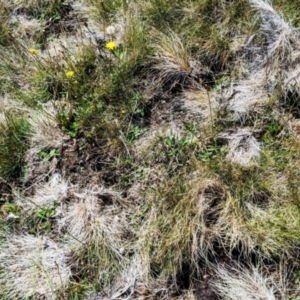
[29,48,38,55]
[105,41,117,51]
[66,70,75,78]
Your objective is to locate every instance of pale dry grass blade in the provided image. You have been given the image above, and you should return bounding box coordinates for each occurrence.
[150,29,208,90]
[219,128,261,166]
[28,103,66,150]
[213,264,277,300]
[0,234,72,299]
[32,173,68,210]
[58,186,126,255]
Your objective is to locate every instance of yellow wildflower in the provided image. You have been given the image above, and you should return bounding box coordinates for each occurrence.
[105,41,117,51]
[66,70,75,78]
[121,110,126,114]
[29,48,38,55]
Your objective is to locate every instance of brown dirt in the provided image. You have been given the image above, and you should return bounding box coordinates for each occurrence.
[0,177,13,202]
[22,134,135,198]
[194,275,219,300]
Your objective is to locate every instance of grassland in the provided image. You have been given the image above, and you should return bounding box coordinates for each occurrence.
[1,0,300,299]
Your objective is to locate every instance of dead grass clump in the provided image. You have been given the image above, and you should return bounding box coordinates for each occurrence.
[22,112,65,186]
[31,173,68,210]
[226,0,300,119]
[134,124,186,159]
[96,253,197,300]
[181,88,217,120]
[9,14,45,40]
[252,0,300,109]
[226,76,270,119]
[211,190,300,257]
[219,128,261,167]
[150,29,211,91]
[58,185,129,286]
[0,94,31,120]
[59,185,125,246]
[28,102,66,150]
[0,234,72,299]
[14,173,68,213]
[212,263,279,300]
[138,175,227,283]
[250,0,298,67]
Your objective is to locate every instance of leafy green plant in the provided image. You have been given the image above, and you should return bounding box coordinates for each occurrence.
[56,110,79,138]
[265,118,283,137]
[197,144,226,162]
[37,200,60,220]
[2,202,20,215]
[261,117,285,151]
[159,134,199,156]
[212,75,228,93]
[126,123,145,144]
[149,134,201,175]
[37,149,60,161]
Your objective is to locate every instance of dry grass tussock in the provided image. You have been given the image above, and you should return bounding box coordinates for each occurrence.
[28,103,66,150]
[7,180,131,297]
[15,173,69,212]
[15,175,127,255]
[58,185,127,252]
[198,177,300,258]
[134,122,187,157]
[134,169,300,262]
[225,0,300,119]
[9,14,44,40]
[0,234,72,299]
[212,263,284,300]
[0,95,63,153]
[57,185,131,293]
[219,128,261,166]
[181,88,217,122]
[92,253,198,300]
[0,94,30,118]
[150,29,207,90]
[137,176,227,278]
